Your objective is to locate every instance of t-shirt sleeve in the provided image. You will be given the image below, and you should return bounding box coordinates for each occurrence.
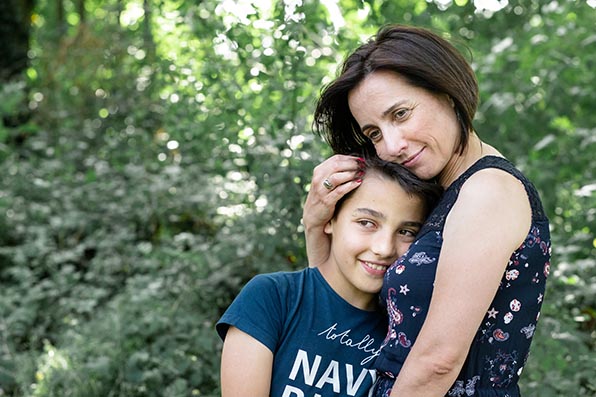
[216,273,286,353]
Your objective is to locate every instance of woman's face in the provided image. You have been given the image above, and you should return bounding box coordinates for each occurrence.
[348,70,460,181]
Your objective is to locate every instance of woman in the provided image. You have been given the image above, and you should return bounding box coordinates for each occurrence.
[303,25,551,396]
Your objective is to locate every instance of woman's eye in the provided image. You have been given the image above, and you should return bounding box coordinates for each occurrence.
[393,108,410,119]
[367,129,381,141]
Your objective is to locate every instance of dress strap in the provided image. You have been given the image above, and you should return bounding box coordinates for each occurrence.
[422,156,547,233]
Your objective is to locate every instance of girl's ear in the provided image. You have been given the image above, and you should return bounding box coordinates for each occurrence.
[324,220,333,235]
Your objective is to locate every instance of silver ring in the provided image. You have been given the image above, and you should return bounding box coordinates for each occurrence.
[322,178,334,190]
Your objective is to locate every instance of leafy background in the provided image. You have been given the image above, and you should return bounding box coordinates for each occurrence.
[0,0,594,396]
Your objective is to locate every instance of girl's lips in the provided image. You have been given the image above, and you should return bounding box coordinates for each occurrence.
[402,148,424,168]
[360,260,389,276]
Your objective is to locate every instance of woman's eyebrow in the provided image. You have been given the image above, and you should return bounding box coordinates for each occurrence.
[381,101,408,118]
[361,100,408,131]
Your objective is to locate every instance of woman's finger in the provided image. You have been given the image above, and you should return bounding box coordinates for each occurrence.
[313,154,363,179]
[319,168,364,192]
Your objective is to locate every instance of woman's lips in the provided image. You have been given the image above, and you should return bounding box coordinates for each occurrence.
[402,148,423,168]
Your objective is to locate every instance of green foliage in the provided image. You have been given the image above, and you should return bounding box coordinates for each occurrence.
[0,0,594,396]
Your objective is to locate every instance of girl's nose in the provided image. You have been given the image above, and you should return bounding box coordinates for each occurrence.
[371,233,397,259]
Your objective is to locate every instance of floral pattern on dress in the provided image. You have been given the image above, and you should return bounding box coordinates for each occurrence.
[409,251,435,266]
[448,375,480,396]
[484,350,519,388]
[373,156,551,397]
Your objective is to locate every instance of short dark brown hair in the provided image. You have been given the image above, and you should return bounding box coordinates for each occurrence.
[334,154,443,219]
[314,24,478,157]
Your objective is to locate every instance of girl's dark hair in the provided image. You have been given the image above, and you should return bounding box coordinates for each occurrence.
[314,24,478,157]
[334,155,443,218]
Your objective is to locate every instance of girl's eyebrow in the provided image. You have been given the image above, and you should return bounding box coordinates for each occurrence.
[353,208,385,220]
[402,221,423,228]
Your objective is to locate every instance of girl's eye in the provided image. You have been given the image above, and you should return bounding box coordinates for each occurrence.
[399,229,418,237]
[357,219,376,228]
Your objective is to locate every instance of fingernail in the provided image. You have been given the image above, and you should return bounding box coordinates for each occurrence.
[356,179,362,183]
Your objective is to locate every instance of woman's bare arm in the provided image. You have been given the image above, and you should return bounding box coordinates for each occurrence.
[389,170,531,396]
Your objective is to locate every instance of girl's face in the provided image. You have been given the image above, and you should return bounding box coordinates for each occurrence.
[323,171,425,310]
[348,70,460,182]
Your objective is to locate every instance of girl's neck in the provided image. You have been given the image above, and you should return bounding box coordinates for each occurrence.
[318,263,378,311]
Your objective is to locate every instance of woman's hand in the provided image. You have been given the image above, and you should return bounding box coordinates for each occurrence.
[303,154,364,267]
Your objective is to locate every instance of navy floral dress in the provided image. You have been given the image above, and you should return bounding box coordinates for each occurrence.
[372,156,551,397]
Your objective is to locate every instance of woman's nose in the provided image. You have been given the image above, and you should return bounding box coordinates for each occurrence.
[379,128,408,159]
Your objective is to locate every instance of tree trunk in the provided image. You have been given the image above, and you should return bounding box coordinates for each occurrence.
[77,0,85,24]
[143,0,156,62]
[0,0,35,81]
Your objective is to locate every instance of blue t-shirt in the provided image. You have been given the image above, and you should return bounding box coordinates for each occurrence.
[217,267,387,397]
